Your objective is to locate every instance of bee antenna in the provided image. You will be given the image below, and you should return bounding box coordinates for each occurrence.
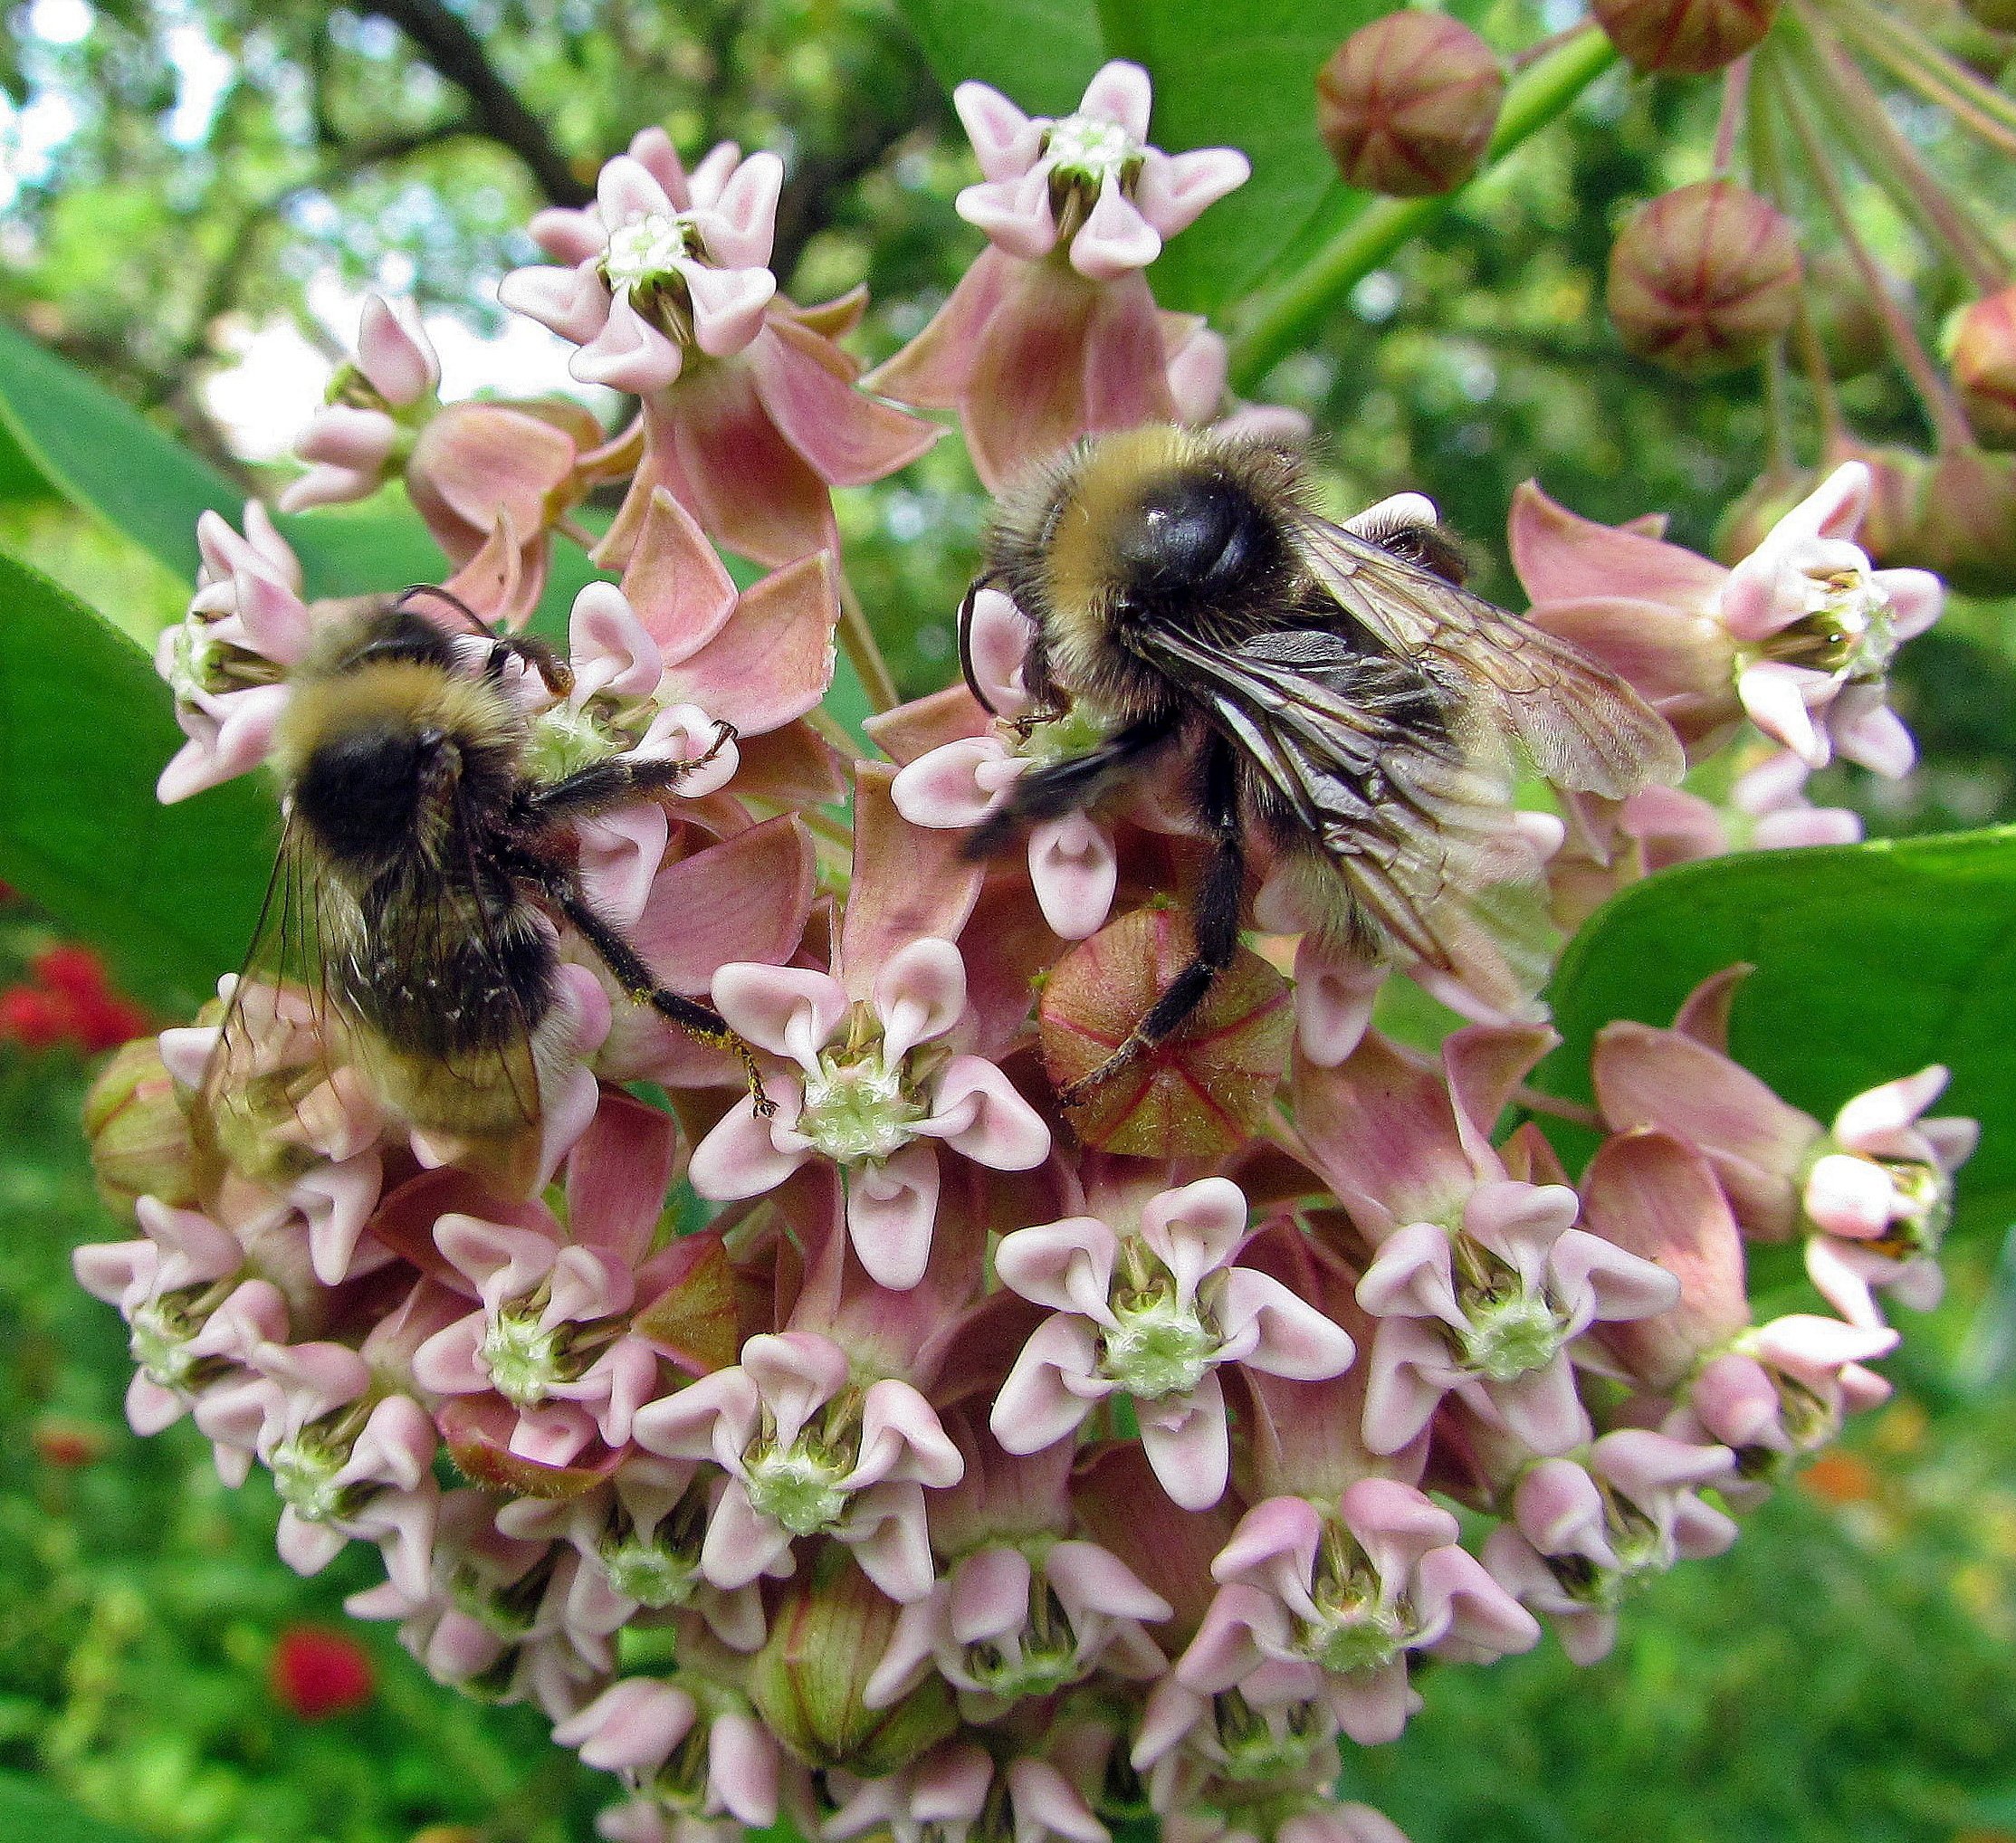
[958,572,1008,718]
[397,583,499,640]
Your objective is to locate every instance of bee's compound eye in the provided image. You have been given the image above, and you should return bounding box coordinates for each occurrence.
[1119,473,1258,591]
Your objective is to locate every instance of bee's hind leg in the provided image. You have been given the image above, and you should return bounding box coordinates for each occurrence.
[1056,731,1246,1108]
[506,849,775,1116]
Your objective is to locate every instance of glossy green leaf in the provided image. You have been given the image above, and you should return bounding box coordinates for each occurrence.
[0,548,276,1012]
[1540,828,2016,1238]
[0,317,606,627]
[0,1775,156,1843]
[888,0,1385,315]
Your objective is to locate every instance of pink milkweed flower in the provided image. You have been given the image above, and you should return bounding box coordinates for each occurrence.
[500,127,935,570]
[281,294,442,512]
[1479,1429,1737,1666]
[554,1676,780,1833]
[1728,749,1865,850]
[1132,1678,1342,1826]
[630,1329,964,1603]
[1295,1028,1678,1456]
[1801,1065,1976,1327]
[865,62,1249,491]
[989,1176,1357,1509]
[889,589,1123,941]
[155,505,314,801]
[824,1743,1110,1843]
[496,1456,767,1655]
[865,1419,1170,1715]
[686,938,1050,1292]
[1179,1479,1538,1743]
[72,1197,288,1437]
[1512,463,1943,774]
[192,1337,440,1595]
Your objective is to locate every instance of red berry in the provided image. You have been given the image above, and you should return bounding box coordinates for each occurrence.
[271,1624,376,1719]
[32,942,111,1000]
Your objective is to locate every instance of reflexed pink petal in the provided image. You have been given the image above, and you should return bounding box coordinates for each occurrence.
[661,549,840,733]
[1046,1538,1172,1623]
[862,247,1015,410]
[1509,479,1729,610]
[1006,1758,1109,1843]
[1028,814,1118,939]
[751,318,939,488]
[960,262,1096,492]
[408,401,578,558]
[846,1142,942,1292]
[1082,270,1180,434]
[629,816,817,997]
[1162,317,1227,425]
[616,486,740,663]
[841,766,986,994]
[567,1090,678,1266]
[1830,689,1916,778]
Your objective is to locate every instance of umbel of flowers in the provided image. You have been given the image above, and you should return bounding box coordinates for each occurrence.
[88,54,1976,1843]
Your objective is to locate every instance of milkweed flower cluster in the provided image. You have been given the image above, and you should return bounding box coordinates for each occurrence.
[81,56,1976,1843]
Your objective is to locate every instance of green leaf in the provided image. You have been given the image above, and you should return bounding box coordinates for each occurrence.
[1541,828,2016,1238]
[0,1776,156,1843]
[0,548,275,1012]
[887,0,1386,315]
[0,318,606,626]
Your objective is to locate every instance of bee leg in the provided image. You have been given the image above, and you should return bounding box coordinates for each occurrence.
[521,723,740,825]
[1056,732,1246,1107]
[507,852,776,1116]
[963,709,1180,862]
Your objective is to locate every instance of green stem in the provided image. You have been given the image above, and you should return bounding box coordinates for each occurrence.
[835,569,900,713]
[1227,27,1618,392]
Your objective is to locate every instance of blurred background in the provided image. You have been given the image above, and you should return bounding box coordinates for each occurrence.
[5,0,2016,1838]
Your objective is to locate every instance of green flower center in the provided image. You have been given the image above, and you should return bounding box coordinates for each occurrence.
[480,1311,568,1408]
[1761,569,1897,680]
[1880,1157,1951,1255]
[603,211,705,291]
[744,1444,851,1535]
[1017,702,1111,769]
[1210,1690,1332,1783]
[270,1432,355,1523]
[525,702,624,783]
[601,1534,702,1609]
[128,1298,199,1390]
[798,1051,929,1164]
[1102,1290,1218,1399]
[1458,1289,1565,1383]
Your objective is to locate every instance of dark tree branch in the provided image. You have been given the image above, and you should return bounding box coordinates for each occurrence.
[358,0,591,205]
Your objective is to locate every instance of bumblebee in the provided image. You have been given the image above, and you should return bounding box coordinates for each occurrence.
[202,589,766,1194]
[963,424,1683,1099]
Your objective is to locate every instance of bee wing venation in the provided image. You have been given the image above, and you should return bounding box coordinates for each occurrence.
[1291,512,1685,799]
[1134,623,1543,1009]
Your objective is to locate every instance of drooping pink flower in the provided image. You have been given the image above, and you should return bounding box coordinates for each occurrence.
[499,127,935,569]
[866,62,1249,489]
[1480,1428,1736,1664]
[686,938,1049,1291]
[1513,462,1943,773]
[282,294,442,512]
[1178,1477,1538,1742]
[824,1743,1110,1843]
[555,1675,780,1831]
[630,1330,963,1602]
[155,505,314,801]
[1801,1065,1976,1326]
[1295,1028,1677,1456]
[989,1176,1356,1508]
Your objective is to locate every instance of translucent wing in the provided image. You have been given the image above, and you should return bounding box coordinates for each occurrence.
[1135,622,1549,1009]
[195,807,360,1188]
[1291,510,1686,798]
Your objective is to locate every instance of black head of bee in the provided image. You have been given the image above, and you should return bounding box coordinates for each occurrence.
[295,717,455,869]
[1108,466,1294,632]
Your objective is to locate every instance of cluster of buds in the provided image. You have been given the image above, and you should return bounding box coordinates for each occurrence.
[78,53,1978,1843]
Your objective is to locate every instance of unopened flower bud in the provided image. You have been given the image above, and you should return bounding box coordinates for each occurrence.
[1607,180,1800,376]
[1591,0,1779,73]
[749,1548,957,1775]
[1316,12,1505,197]
[1951,288,2016,451]
[1821,439,1929,567]
[83,1036,198,1219]
[1039,905,1292,1158]
[1887,446,2016,597]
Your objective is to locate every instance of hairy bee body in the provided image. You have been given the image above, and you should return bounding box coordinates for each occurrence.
[968,424,1681,1093]
[208,597,761,1191]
